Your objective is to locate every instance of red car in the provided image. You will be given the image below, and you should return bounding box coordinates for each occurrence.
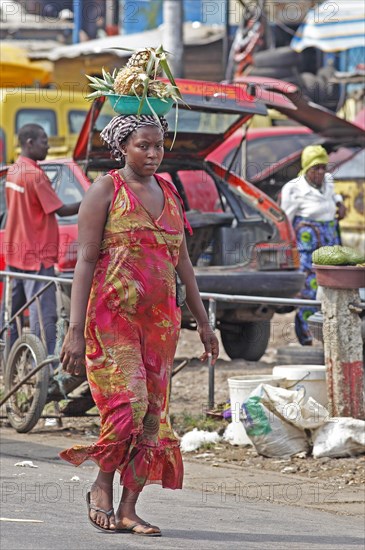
[207,126,318,201]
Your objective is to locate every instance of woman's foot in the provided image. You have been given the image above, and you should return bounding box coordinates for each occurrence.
[88,481,116,531]
[116,505,160,535]
[116,516,161,536]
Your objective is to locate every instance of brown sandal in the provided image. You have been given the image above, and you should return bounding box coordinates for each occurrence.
[86,491,115,534]
[117,521,161,537]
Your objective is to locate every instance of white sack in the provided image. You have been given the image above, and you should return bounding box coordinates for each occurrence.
[312,418,365,458]
[242,396,309,458]
[250,384,328,430]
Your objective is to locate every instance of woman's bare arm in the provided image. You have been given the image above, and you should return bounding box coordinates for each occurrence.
[60,175,114,374]
[176,235,219,365]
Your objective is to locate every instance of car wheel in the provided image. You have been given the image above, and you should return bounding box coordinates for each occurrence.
[220,321,270,361]
[276,346,324,365]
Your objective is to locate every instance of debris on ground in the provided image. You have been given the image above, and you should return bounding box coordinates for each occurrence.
[14,460,38,468]
[180,428,221,452]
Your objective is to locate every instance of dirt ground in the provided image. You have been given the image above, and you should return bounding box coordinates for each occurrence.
[1,312,364,490]
[170,312,365,488]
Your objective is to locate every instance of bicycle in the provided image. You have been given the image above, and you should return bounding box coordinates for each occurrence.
[0,270,90,433]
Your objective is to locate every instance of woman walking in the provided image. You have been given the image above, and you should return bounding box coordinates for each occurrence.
[60,114,219,535]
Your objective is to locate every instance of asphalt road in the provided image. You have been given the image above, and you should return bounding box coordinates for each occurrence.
[1,434,364,550]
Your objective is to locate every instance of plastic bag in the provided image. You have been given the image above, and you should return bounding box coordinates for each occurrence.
[241,384,328,458]
[252,384,329,430]
[242,396,308,458]
[312,418,365,458]
[180,428,221,452]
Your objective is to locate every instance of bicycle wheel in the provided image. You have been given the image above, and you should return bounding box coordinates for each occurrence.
[5,334,49,433]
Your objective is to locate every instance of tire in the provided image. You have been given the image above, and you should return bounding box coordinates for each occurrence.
[252,47,301,68]
[220,321,270,361]
[248,65,295,79]
[5,334,49,433]
[299,72,330,106]
[276,346,324,366]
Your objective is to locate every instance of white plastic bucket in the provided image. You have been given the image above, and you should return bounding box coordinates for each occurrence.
[227,375,285,445]
[272,365,327,407]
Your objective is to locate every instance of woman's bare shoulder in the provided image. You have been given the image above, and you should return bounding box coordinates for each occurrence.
[84,173,114,201]
[93,172,115,191]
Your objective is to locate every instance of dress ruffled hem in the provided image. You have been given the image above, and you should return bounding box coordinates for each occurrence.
[59,435,183,492]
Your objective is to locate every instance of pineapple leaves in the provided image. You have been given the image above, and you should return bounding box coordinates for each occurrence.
[85,44,185,144]
[159,58,182,99]
[136,76,150,116]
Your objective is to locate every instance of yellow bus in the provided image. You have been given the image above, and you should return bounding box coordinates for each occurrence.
[0,87,89,165]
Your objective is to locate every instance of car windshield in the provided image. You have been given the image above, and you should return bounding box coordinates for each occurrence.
[68,110,88,134]
[165,109,241,134]
[16,109,57,136]
[42,164,86,225]
[330,148,365,178]
[224,132,319,180]
[93,101,242,136]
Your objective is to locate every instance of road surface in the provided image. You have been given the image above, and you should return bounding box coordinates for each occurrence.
[1,430,364,550]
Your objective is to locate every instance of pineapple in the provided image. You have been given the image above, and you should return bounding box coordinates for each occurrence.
[148,80,169,98]
[126,48,154,71]
[113,67,145,96]
[85,44,183,119]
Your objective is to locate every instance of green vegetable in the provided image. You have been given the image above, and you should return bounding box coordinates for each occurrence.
[312,245,365,266]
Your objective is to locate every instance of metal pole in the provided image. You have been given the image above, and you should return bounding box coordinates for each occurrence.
[208,298,217,410]
[223,0,230,68]
[105,0,115,27]
[73,0,82,44]
[163,0,184,78]
[3,275,12,362]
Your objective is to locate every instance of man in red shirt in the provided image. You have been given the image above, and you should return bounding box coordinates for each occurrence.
[4,123,80,357]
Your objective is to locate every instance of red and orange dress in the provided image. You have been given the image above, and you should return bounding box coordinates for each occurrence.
[60,170,191,492]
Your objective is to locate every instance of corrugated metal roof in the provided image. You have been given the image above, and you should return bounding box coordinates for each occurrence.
[29,23,225,61]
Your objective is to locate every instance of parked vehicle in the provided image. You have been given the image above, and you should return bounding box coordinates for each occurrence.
[208,126,318,201]
[71,80,305,361]
[210,80,365,252]
[0,88,89,165]
[0,79,307,361]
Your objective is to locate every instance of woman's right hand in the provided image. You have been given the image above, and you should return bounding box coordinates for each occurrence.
[60,328,86,377]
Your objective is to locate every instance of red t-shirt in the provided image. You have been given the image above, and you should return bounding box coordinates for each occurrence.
[4,156,63,270]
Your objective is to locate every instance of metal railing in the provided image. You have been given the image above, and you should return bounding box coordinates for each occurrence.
[0,270,326,412]
[2,269,363,427]
[0,271,72,362]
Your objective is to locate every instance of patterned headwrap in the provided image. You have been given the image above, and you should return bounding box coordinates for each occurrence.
[100,114,169,162]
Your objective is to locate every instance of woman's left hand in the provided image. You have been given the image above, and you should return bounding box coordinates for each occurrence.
[198,323,220,365]
[337,202,346,220]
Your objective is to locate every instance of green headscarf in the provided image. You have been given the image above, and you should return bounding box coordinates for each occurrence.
[299,145,329,176]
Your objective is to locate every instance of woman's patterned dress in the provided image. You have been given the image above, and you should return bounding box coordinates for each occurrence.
[293,216,341,345]
[60,170,191,492]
